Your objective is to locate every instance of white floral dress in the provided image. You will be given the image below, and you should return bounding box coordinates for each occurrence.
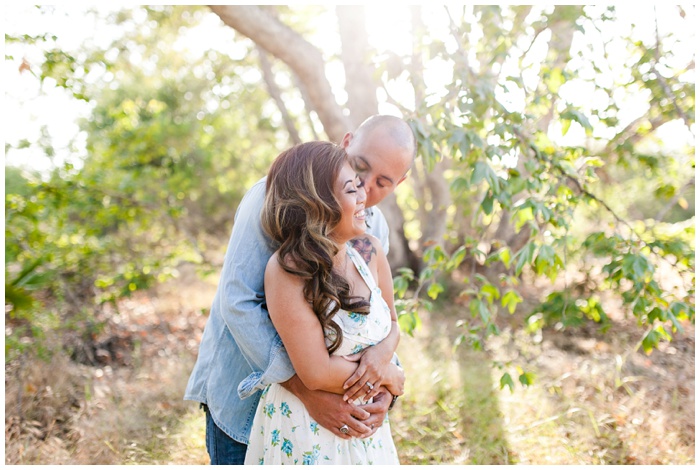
[244,243,399,465]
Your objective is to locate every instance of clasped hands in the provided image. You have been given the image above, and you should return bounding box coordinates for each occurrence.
[293,345,404,440]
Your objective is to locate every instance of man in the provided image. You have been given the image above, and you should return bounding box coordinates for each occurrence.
[184,115,416,464]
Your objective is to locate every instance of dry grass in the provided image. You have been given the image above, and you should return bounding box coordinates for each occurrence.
[392,301,695,465]
[4,265,214,465]
[4,266,695,465]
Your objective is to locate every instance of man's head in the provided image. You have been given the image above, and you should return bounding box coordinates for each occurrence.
[341,115,416,208]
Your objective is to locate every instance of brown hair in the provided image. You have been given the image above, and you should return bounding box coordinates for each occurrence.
[262,141,370,354]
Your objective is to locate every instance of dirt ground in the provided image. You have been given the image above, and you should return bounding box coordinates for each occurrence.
[4,265,696,464]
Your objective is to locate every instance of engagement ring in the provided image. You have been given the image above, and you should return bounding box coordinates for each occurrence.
[339,424,349,434]
[366,381,374,390]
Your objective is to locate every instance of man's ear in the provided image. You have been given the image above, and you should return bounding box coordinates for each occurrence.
[341,132,353,149]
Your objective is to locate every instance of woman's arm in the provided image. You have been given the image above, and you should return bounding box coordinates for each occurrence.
[265,255,359,395]
[342,236,404,402]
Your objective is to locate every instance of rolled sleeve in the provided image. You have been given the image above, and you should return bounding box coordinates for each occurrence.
[238,335,295,398]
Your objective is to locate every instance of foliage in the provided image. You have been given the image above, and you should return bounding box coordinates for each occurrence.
[386,5,695,382]
[4,5,695,382]
[5,5,282,362]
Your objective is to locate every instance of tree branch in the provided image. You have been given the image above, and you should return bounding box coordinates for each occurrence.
[654,176,695,222]
[256,45,301,146]
[652,9,694,134]
[209,5,350,142]
[336,5,378,128]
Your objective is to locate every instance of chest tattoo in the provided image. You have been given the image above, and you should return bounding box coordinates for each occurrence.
[350,237,376,264]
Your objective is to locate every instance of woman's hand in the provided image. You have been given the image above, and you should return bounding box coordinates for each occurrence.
[341,343,394,403]
[383,363,405,397]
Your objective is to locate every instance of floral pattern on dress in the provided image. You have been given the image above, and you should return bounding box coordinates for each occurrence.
[245,244,399,465]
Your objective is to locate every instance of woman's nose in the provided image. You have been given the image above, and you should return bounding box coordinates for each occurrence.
[358,183,367,203]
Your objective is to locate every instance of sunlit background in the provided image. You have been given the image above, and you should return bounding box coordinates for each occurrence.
[4,4,696,465]
[4,4,695,173]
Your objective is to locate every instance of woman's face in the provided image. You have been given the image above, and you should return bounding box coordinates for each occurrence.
[330,161,367,244]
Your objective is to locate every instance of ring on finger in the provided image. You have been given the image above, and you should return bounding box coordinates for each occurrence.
[339,424,350,434]
[365,381,374,390]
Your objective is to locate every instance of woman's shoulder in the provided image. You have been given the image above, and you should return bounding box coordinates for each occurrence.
[266,251,308,285]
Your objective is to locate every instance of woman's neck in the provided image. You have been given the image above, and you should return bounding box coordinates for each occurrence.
[332,242,348,268]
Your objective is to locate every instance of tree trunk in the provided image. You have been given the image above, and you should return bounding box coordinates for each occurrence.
[378,195,422,274]
[337,6,416,271]
[212,5,418,271]
[209,5,350,142]
[336,6,378,128]
[410,6,451,250]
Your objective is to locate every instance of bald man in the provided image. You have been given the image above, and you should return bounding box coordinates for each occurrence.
[184,115,416,465]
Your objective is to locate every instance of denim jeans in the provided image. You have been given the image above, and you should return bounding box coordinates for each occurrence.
[203,404,248,465]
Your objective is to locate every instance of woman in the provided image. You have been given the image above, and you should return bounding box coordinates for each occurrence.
[244,141,404,465]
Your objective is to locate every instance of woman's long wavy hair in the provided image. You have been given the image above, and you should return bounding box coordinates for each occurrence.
[262,141,371,354]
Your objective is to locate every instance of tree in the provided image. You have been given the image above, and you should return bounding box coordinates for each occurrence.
[5,5,694,371]
[206,5,694,362]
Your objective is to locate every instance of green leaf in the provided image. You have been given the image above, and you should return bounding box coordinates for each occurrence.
[447,246,467,271]
[641,329,660,355]
[481,192,494,215]
[518,371,536,386]
[498,247,512,268]
[471,161,491,185]
[561,118,572,135]
[501,290,523,314]
[427,282,445,300]
[514,242,536,276]
[478,300,491,322]
[534,245,555,275]
[500,373,515,392]
[513,205,534,232]
[450,176,470,195]
[558,160,578,178]
[621,253,653,282]
[393,276,409,298]
[480,282,500,302]
[397,308,422,337]
[560,108,593,133]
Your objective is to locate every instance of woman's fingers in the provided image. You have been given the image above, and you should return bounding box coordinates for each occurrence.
[344,375,381,402]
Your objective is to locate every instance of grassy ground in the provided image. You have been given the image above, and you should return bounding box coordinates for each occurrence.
[4,268,695,464]
[393,303,695,464]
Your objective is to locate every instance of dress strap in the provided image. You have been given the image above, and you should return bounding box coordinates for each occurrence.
[346,243,378,291]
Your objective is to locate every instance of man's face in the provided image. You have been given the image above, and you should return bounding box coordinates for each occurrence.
[343,129,413,208]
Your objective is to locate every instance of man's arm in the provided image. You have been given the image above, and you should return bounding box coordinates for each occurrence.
[217,180,296,398]
[282,375,373,439]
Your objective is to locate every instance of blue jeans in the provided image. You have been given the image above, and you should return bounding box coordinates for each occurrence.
[203,404,248,465]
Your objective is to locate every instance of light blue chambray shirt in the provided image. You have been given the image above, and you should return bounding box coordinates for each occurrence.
[183,177,390,445]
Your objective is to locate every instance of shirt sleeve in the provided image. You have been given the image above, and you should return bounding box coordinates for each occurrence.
[216,178,296,399]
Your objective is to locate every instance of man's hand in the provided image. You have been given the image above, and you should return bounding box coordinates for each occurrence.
[341,346,392,403]
[356,387,393,436]
[282,375,373,439]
